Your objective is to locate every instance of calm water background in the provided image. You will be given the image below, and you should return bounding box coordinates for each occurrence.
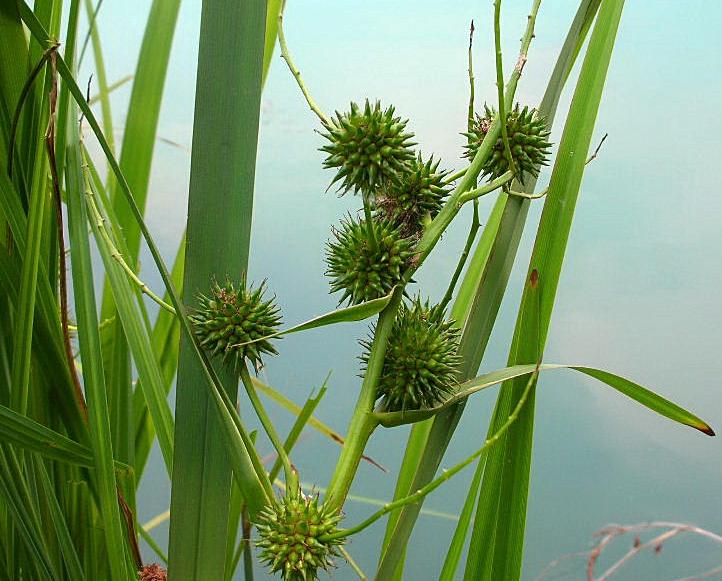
[84,1,722,579]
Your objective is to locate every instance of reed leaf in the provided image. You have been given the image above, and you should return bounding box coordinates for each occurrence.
[65,105,131,580]
[167,1,268,579]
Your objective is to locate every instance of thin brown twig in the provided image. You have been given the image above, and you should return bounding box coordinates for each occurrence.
[538,521,722,581]
[585,132,608,165]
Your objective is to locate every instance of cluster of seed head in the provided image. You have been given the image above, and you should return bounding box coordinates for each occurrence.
[362,297,462,412]
[375,153,451,237]
[256,492,344,581]
[325,216,414,305]
[190,279,281,372]
[464,103,552,184]
[320,99,416,196]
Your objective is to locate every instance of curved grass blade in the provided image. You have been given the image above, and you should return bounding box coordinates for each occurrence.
[374,364,713,434]
[235,289,396,346]
[0,404,94,467]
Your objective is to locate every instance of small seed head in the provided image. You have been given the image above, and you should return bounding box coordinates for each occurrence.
[464,103,552,185]
[320,100,416,196]
[325,215,414,305]
[190,278,282,372]
[375,153,451,236]
[362,297,462,411]
[256,491,344,581]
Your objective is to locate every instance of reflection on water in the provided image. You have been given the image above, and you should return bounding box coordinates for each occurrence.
[92,1,722,578]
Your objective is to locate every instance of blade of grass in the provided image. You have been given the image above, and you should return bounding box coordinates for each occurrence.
[82,0,113,153]
[0,403,96,467]
[34,457,85,580]
[236,289,396,346]
[9,63,50,414]
[262,0,283,84]
[268,375,329,483]
[465,3,626,579]
[374,364,712,433]
[98,0,180,482]
[167,1,268,579]
[65,102,131,580]
[0,448,58,579]
[133,232,185,479]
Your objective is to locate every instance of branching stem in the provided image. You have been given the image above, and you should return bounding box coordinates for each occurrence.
[325,368,538,540]
[83,171,175,315]
[439,201,480,312]
[277,0,330,126]
[457,170,514,205]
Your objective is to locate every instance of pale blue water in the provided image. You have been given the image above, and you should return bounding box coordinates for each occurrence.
[86,1,722,579]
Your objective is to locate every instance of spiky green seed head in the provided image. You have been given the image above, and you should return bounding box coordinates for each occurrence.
[362,297,462,412]
[463,103,552,185]
[325,215,414,306]
[190,279,282,372]
[256,491,344,581]
[375,153,451,236]
[320,99,416,195]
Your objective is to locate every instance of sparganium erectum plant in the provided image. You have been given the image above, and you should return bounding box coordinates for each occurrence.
[1,2,713,581]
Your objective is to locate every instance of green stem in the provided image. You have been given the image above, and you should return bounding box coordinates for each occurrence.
[468,19,475,131]
[363,193,378,252]
[443,167,467,185]
[277,0,330,126]
[494,0,516,177]
[325,288,403,510]
[457,171,514,205]
[439,201,480,312]
[507,187,548,200]
[84,178,176,314]
[326,369,537,541]
[240,364,295,491]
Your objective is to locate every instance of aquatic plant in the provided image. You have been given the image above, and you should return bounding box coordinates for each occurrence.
[0,1,713,580]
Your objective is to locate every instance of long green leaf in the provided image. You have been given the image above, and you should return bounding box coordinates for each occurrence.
[237,289,396,346]
[466,3,627,579]
[98,0,181,478]
[168,1,268,579]
[34,458,85,580]
[64,95,131,581]
[374,364,712,432]
[0,404,94,467]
